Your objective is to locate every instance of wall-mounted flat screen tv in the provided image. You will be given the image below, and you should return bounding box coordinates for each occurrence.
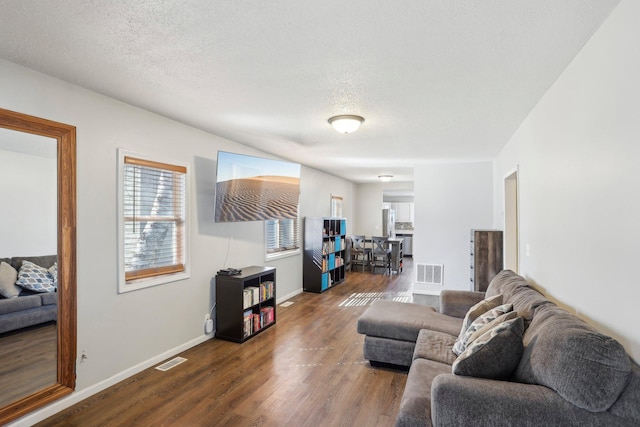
[215,151,301,222]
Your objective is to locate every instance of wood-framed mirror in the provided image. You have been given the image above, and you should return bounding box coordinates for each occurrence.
[0,108,76,425]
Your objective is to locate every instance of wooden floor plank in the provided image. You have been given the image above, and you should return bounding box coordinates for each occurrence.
[0,322,57,407]
[36,260,428,427]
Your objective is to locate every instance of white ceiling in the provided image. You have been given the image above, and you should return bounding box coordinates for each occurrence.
[0,1,620,183]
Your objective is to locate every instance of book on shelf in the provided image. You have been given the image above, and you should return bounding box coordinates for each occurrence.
[253,313,261,333]
[243,309,253,338]
[244,286,259,307]
[260,306,275,325]
[243,288,253,309]
[323,239,337,254]
[260,281,274,301]
[243,283,274,308]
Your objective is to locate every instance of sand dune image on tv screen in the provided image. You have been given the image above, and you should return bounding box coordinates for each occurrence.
[215,175,300,222]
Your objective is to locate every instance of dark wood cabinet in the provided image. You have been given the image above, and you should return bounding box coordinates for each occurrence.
[303,217,346,292]
[215,266,276,343]
[388,237,404,274]
[470,230,503,292]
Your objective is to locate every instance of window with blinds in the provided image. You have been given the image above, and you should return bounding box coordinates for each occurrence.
[265,217,300,258]
[119,154,188,290]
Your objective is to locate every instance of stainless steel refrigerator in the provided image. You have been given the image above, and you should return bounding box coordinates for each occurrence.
[382,208,396,238]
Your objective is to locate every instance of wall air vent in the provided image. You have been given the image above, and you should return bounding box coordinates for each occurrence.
[416,263,443,285]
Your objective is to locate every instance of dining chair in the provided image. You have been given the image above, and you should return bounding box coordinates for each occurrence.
[350,235,371,272]
[370,236,391,274]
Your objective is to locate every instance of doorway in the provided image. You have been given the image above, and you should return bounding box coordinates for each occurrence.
[504,168,519,272]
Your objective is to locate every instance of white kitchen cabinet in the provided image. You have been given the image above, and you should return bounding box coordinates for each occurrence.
[395,203,414,223]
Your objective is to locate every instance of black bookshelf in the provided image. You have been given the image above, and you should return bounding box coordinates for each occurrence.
[215,266,276,343]
[303,217,347,293]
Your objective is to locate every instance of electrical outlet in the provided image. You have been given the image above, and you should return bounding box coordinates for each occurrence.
[205,313,210,321]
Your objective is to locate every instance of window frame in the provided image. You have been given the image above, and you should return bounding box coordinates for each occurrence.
[117,149,190,293]
[264,216,301,261]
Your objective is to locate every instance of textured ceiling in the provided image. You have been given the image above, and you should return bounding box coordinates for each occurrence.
[0,1,620,183]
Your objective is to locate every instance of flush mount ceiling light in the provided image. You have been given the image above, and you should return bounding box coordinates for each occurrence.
[328,115,364,134]
[378,175,393,182]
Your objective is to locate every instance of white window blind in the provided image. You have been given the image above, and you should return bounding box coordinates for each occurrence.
[123,156,186,282]
[265,218,300,257]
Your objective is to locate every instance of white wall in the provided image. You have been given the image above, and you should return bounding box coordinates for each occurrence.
[0,149,57,257]
[414,162,493,293]
[354,183,384,236]
[493,0,639,361]
[300,166,355,234]
[0,57,354,422]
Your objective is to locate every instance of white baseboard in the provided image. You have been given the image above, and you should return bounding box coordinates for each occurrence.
[276,288,302,304]
[412,288,442,296]
[8,334,212,427]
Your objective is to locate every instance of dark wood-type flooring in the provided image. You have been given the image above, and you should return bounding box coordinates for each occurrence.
[0,322,57,407]
[38,259,430,427]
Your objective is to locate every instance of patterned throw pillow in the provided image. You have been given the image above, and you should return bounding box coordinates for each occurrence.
[467,311,518,344]
[453,303,513,355]
[16,260,57,293]
[458,294,504,338]
[49,262,58,287]
[452,316,524,379]
[0,261,21,298]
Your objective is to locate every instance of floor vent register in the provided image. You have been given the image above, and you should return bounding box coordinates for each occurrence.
[155,357,187,372]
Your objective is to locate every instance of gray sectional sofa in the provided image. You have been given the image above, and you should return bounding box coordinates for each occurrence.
[0,255,58,334]
[357,270,640,426]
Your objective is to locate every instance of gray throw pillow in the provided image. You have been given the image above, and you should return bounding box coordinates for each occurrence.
[0,261,21,298]
[452,316,524,379]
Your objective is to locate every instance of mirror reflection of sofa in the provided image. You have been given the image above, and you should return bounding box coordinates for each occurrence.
[0,255,58,334]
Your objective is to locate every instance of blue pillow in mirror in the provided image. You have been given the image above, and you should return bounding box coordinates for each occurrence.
[16,260,56,293]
